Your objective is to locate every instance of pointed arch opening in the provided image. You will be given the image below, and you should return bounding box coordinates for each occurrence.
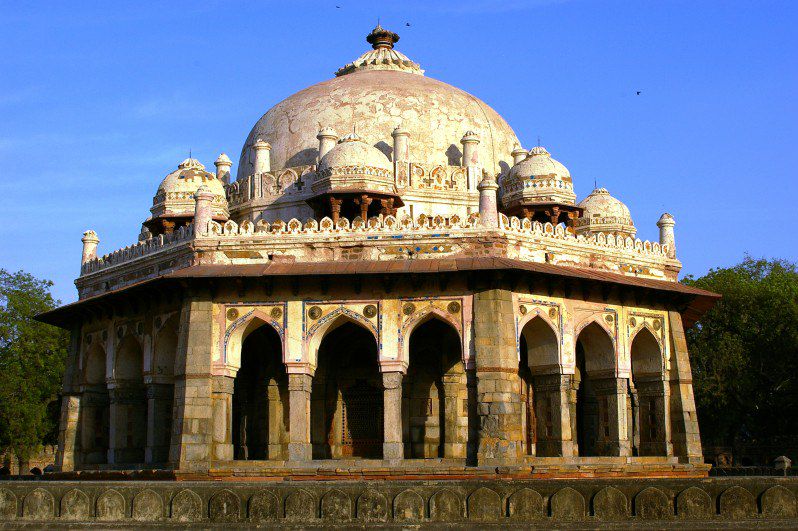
[232,322,288,460]
[630,327,668,456]
[111,334,146,464]
[518,315,560,456]
[80,343,109,465]
[148,317,178,464]
[574,321,616,457]
[311,317,382,459]
[403,316,468,459]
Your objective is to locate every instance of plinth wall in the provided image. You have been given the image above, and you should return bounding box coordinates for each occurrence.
[0,477,796,526]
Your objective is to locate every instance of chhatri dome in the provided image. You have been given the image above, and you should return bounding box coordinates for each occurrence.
[574,187,636,238]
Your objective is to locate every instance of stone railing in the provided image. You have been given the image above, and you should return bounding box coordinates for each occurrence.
[80,213,670,278]
[80,224,195,276]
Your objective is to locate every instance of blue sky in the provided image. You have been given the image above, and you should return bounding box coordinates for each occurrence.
[1,0,796,304]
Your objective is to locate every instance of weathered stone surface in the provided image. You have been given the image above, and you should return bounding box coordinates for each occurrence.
[356,489,388,522]
[132,489,163,521]
[96,489,126,521]
[429,488,463,521]
[285,489,315,521]
[170,489,202,522]
[467,487,501,521]
[60,489,90,520]
[719,485,756,518]
[0,488,16,520]
[22,488,54,520]
[676,486,712,518]
[321,489,351,521]
[248,490,279,521]
[550,487,585,520]
[508,488,544,520]
[760,485,797,518]
[635,487,672,519]
[393,489,424,521]
[209,489,240,522]
[592,486,629,519]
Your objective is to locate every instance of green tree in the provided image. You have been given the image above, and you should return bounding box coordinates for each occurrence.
[683,257,798,450]
[0,269,68,468]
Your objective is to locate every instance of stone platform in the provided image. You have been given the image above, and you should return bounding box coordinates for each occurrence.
[0,476,796,528]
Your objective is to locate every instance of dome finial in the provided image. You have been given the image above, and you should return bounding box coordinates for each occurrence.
[366,24,399,50]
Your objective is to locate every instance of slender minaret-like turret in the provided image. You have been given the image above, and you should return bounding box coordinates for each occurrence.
[477,170,499,228]
[317,127,338,163]
[391,125,410,162]
[81,230,99,266]
[657,213,676,258]
[461,131,480,167]
[215,153,233,184]
[511,143,527,165]
[252,139,271,174]
[194,185,215,236]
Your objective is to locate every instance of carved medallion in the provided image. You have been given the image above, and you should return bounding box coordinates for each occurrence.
[652,319,662,331]
[308,306,322,320]
[447,301,461,314]
[519,305,527,315]
[549,307,558,320]
[270,307,283,319]
[363,305,377,318]
[629,317,637,327]
[402,303,416,316]
[604,314,614,324]
[226,308,239,321]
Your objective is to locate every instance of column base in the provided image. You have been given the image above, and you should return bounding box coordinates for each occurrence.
[383,442,404,461]
[288,442,312,462]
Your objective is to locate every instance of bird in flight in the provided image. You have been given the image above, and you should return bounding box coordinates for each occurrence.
[636,91,642,95]
[406,22,411,26]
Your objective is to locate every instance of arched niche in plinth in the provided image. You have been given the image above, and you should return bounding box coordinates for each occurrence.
[111,334,146,465]
[147,316,178,465]
[518,315,560,457]
[402,316,470,460]
[630,326,670,457]
[574,320,620,457]
[310,315,382,460]
[80,342,109,466]
[231,320,288,461]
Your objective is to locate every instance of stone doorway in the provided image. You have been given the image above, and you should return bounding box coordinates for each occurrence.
[311,320,383,459]
[232,324,288,460]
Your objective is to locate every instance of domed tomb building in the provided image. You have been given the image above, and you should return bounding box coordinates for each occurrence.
[41,26,718,478]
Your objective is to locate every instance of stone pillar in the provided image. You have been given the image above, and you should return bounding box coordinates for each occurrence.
[55,394,80,471]
[511,144,527,166]
[287,373,313,462]
[441,374,467,459]
[193,185,215,236]
[214,153,233,185]
[667,311,704,463]
[532,374,574,457]
[170,295,215,473]
[635,377,673,456]
[391,126,410,161]
[474,288,523,463]
[657,213,676,258]
[252,139,271,174]
[317,127,338,162]
[211,376,234,461]
[145,383,174,464]
[81,230,99,266]
[477,172,499,228]
[382,372,404,461]
[591,378,631,457]
[108,384,146,465]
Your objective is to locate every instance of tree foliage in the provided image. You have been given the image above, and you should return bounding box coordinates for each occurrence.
[683,257,798,447]
[0,269,68,461]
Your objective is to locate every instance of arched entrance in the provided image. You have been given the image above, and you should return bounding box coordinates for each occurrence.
[80,343,109,465]
[311,319,382,459]
[630,327,669,456]
[518,315,560,456]
[148,317,177,464]
[232,323,288,460]
[574,321,617,457]
[111,334,146,464]
[403,318,464,459]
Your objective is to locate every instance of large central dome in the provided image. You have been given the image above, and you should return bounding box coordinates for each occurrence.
[236,27,519,180]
